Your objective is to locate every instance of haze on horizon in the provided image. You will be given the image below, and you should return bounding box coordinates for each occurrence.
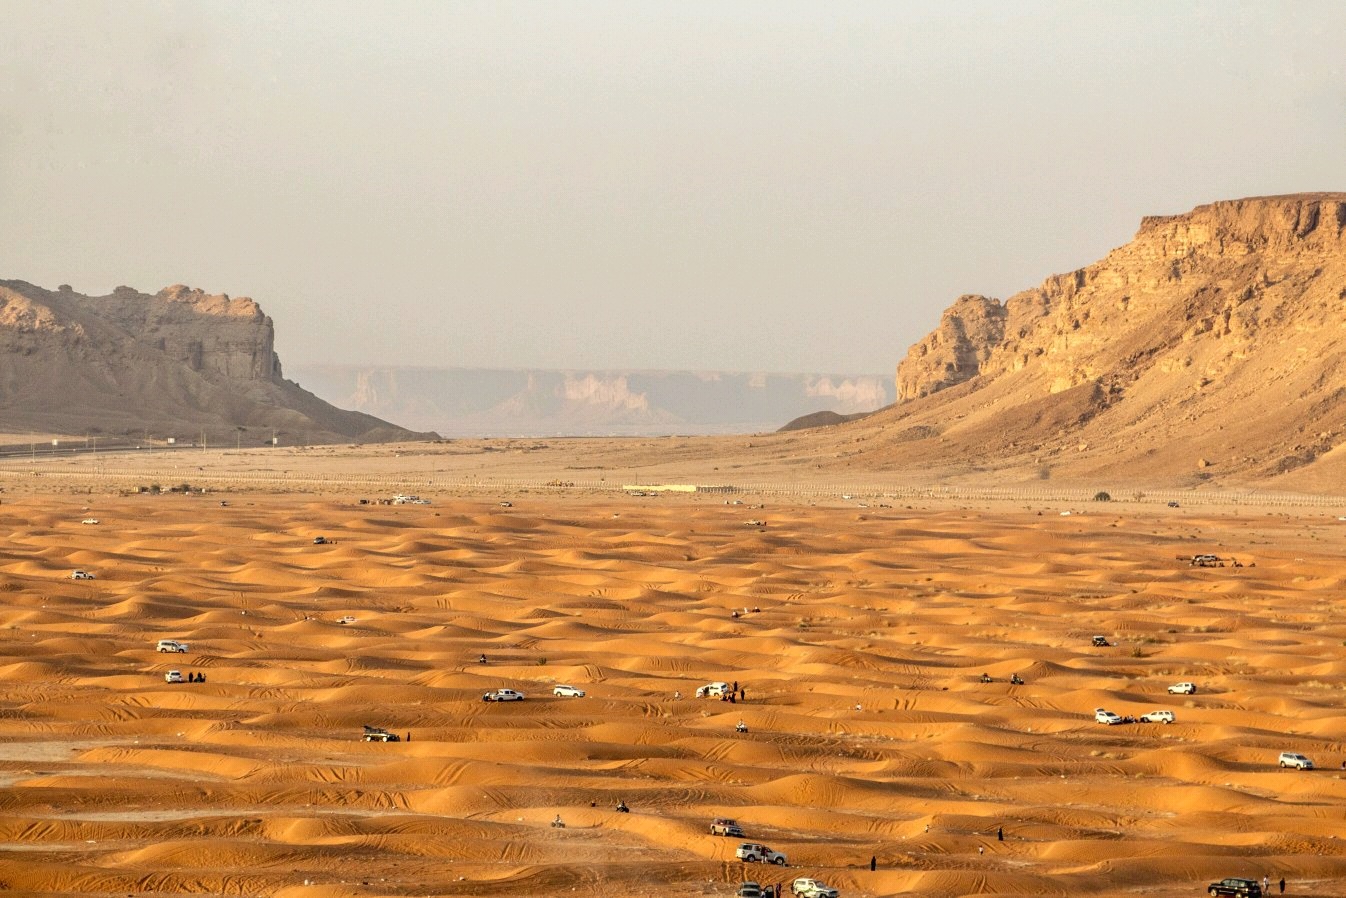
[1,1,1342,376]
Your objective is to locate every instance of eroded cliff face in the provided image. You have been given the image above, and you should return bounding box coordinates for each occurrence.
[106,284,283,381]
[879,194,1346,487]
[0,280,426,443]
[898,194,1346,402]
[0,281,282,383]
[897,295,1007,401]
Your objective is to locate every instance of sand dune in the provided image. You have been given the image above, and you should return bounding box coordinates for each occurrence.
[0,488,1344,897]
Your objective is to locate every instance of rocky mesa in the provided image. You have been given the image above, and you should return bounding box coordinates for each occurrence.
[839,193,1346,490]
[0,280,432,444]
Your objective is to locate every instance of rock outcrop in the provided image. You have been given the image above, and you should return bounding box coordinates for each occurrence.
[0,280,432,444]
[851,194,1346,488]
[897,294,1008,400]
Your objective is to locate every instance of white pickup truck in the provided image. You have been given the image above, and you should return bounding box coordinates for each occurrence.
[482,688,525,702]
[791,878,839,898]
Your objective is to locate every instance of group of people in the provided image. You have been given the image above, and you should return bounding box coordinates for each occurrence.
[185,671,206,683]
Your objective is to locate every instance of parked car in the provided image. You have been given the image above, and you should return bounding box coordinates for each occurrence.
[362,725,401,742]
[336,615,356,625]
[1279,752,1314,770]
[483,688,525,702]
[1140,710,1175,724]
[1207,877,1262,897]
[1166,501,1180,508]
[553,685,586,697]
[1095,708,1123,725]
[1191,553,1222,567]
[697,682,731,698]
[312,536,328,545]
[711,817,745,837]
[156,639,189,653]
[70,570,95,580]
[1091,635,1111,647]
[736,842,787,865]
[1168,682,1197,694]
[164,670,185,683]
[791,877,839,898]
[81,518,99,525]
[737,883,764,898]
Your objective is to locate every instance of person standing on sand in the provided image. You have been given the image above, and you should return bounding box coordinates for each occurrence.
[1263,875,1269,894]
[1279,877,1285,893]
[869,855,876,871]
[997,826,1003,841]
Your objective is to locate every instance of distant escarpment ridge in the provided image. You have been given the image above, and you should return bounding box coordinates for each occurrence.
[817,193,1346,490]
[0,280,434,445]
[290,366,890,437]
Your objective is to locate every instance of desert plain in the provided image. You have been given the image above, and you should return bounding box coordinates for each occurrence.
[2,447,1346,897]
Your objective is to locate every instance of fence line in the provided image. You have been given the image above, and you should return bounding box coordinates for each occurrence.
[0,464,1342,509]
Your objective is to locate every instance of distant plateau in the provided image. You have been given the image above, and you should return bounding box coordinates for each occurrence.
[287,366,891,437]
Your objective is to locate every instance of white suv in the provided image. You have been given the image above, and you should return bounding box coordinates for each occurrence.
[1140,710,1175,724]
[792,878,839,898]
[1279,752,1314,769]
[157,639,189,653]
[1094,708,1123,725]
[736,843,787,865]
[1167,682,1196,694]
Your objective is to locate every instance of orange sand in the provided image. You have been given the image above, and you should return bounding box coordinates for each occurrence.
[1,488,1345,897]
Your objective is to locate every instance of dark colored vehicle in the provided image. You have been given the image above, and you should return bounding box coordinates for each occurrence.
[1091,635,1111,647]
[1208,878,1262,898]
[362,725,400,742]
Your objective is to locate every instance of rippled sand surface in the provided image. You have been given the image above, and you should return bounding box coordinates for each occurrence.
[2,493,1345,897]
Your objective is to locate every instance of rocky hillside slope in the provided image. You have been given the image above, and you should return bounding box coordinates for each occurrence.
[807,194,1346,490]
[0,280,432,445]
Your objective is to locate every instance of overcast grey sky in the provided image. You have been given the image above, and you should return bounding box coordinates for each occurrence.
[2,1,1342,374]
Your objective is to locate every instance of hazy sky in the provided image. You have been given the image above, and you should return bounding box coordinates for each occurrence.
[2,2,1342,375]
